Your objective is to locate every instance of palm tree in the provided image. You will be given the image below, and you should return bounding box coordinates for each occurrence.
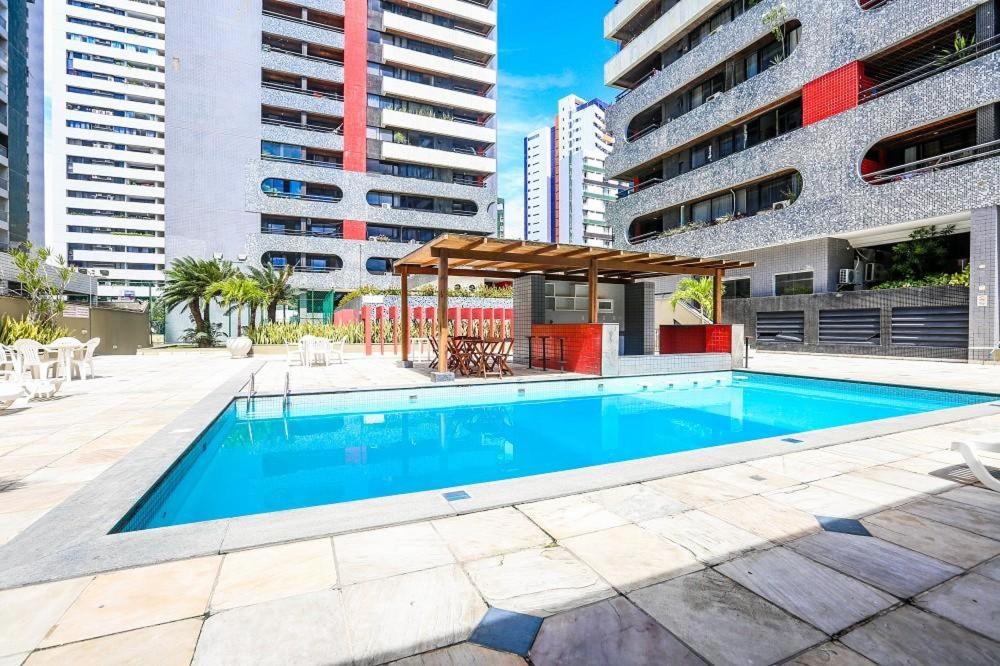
[247,264,298,323]
[161,257,238,340]
[670,276,722,320]
[205,275,266,336]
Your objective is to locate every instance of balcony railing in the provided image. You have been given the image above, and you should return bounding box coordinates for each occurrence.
[261,154,343,169]
[261,44,344,67]
[262,228,345,238]
[262,117,343,134]
[857,0,894,9]
[862,139,1000,185]
[626,122,662,142]
[0,177,8,191]
[860,33,1000,103]
[264,191,343,203]
[617,177,664,199]
[262,80,344,101]
[262,11,344,33]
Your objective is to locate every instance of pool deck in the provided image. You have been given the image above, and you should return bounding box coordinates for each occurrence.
[1,352,999,665]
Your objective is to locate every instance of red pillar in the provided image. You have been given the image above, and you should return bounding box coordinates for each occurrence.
[376,305,384,356]
[389,306,397,355]
[362,306,372,356]
[343,0,368,173]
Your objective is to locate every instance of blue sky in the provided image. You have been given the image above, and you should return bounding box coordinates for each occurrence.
[496,1,618,236]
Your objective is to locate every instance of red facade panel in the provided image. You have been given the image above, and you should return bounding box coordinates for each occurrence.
[659,325,732,354]
[342,220,367,240]
[802,61,870,126]
[343,0,368,172]
[530,324,604,375]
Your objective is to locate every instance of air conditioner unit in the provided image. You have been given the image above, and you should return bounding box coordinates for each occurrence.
[705,92,723,102]
[380,203,392,209]
[864,262,886,282]
[838,269,857,285]
[772,200,792,210]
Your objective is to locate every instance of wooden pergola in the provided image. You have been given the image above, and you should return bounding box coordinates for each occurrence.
[392,235,754,373]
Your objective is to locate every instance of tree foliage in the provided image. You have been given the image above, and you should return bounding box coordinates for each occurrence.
[161,257,238,346]
[9,243,72,328]
[670,277,722,320]
[889,225,954,282]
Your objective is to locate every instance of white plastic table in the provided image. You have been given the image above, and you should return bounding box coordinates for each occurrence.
[41,342,85,383]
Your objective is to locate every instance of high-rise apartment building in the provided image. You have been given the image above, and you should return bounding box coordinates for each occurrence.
[604,0,1000,360]
[165,0,497,336]
[1,0,31,247]
[523,94,620,247]
[40,0,166,300]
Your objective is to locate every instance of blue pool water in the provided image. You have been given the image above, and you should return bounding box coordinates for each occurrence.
[117,372,998,531]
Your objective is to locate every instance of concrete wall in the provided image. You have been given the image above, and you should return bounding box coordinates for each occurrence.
[723,285,971,360]
[0,297,150,355]
[969,206,1000,361]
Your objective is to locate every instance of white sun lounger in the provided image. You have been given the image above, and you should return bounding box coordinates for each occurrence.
[952,440,1000,492]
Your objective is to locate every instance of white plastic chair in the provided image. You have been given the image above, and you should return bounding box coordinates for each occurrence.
[0,345,21,382]
[12,340,58,380]
[312,338,333,366]
[0,382,25,411]
[284,341,304,367]
[327,338,345,364]
[71,338,100,380]
[952,440,1000,492]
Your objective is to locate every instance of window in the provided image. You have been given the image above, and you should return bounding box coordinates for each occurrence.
[723,277,751,299]
[366,257,394,275]
[775,271,813,296]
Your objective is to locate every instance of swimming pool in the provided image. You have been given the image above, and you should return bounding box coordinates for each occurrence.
[117,372,999,531]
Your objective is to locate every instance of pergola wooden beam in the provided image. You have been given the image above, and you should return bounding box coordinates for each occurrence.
[429,248,738,277]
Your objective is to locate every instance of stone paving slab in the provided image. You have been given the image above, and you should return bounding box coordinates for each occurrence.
[210,538,337,611]
[701,494,820,543]
[463,547,614,617]
[560,524,703,593]
[431,508,551,562]
[515,496,627,540]
[335,523,455,585]
[0,576,91,658]
[629,569,826,666]
[900,497,1000,540]
[41,556,221,648]
[392,644,525,665]
[861,509,1000,569]
[841,605,1000,666]
[974,556,1000,582]
[939,485,1000,513]
[529,596,707,666]
[789,532,961,599]
[641,510,771,564]
[342,565,488,666]
[716,547,896,634]
[784,642,876,666]
[24,618,203,666]
[916,573,1000,641]
[764,483,881,519]
[642,471,751,507]
[193,590,351,666]
[582,483,689,522]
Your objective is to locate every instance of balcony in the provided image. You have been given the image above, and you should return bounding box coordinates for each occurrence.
[860,28,999,104]
[262,178,343,203]
[861,110,999,185]
[262,251,343,273]
[624,21,800,142]
[627,170,801,243]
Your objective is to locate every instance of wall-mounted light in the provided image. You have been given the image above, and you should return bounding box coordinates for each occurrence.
[238,254,248,262]
[213,252,224,260]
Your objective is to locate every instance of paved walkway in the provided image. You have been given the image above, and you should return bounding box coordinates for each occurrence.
[1,353,999,664]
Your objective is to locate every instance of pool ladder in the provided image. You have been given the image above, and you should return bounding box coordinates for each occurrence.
[283,371,290,411]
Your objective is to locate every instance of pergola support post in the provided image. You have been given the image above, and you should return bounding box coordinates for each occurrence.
[588,259,599,324]
[433,253,454,381]
[400,267,412,368]
[714,269,724,324]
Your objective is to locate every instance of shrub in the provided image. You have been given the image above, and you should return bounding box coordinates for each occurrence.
[872,265,970,290]
[0,316,72,345]
[247,322,365,345]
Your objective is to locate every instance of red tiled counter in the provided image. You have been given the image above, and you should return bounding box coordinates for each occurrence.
[659,325,732,354]
[530,324,604,374]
